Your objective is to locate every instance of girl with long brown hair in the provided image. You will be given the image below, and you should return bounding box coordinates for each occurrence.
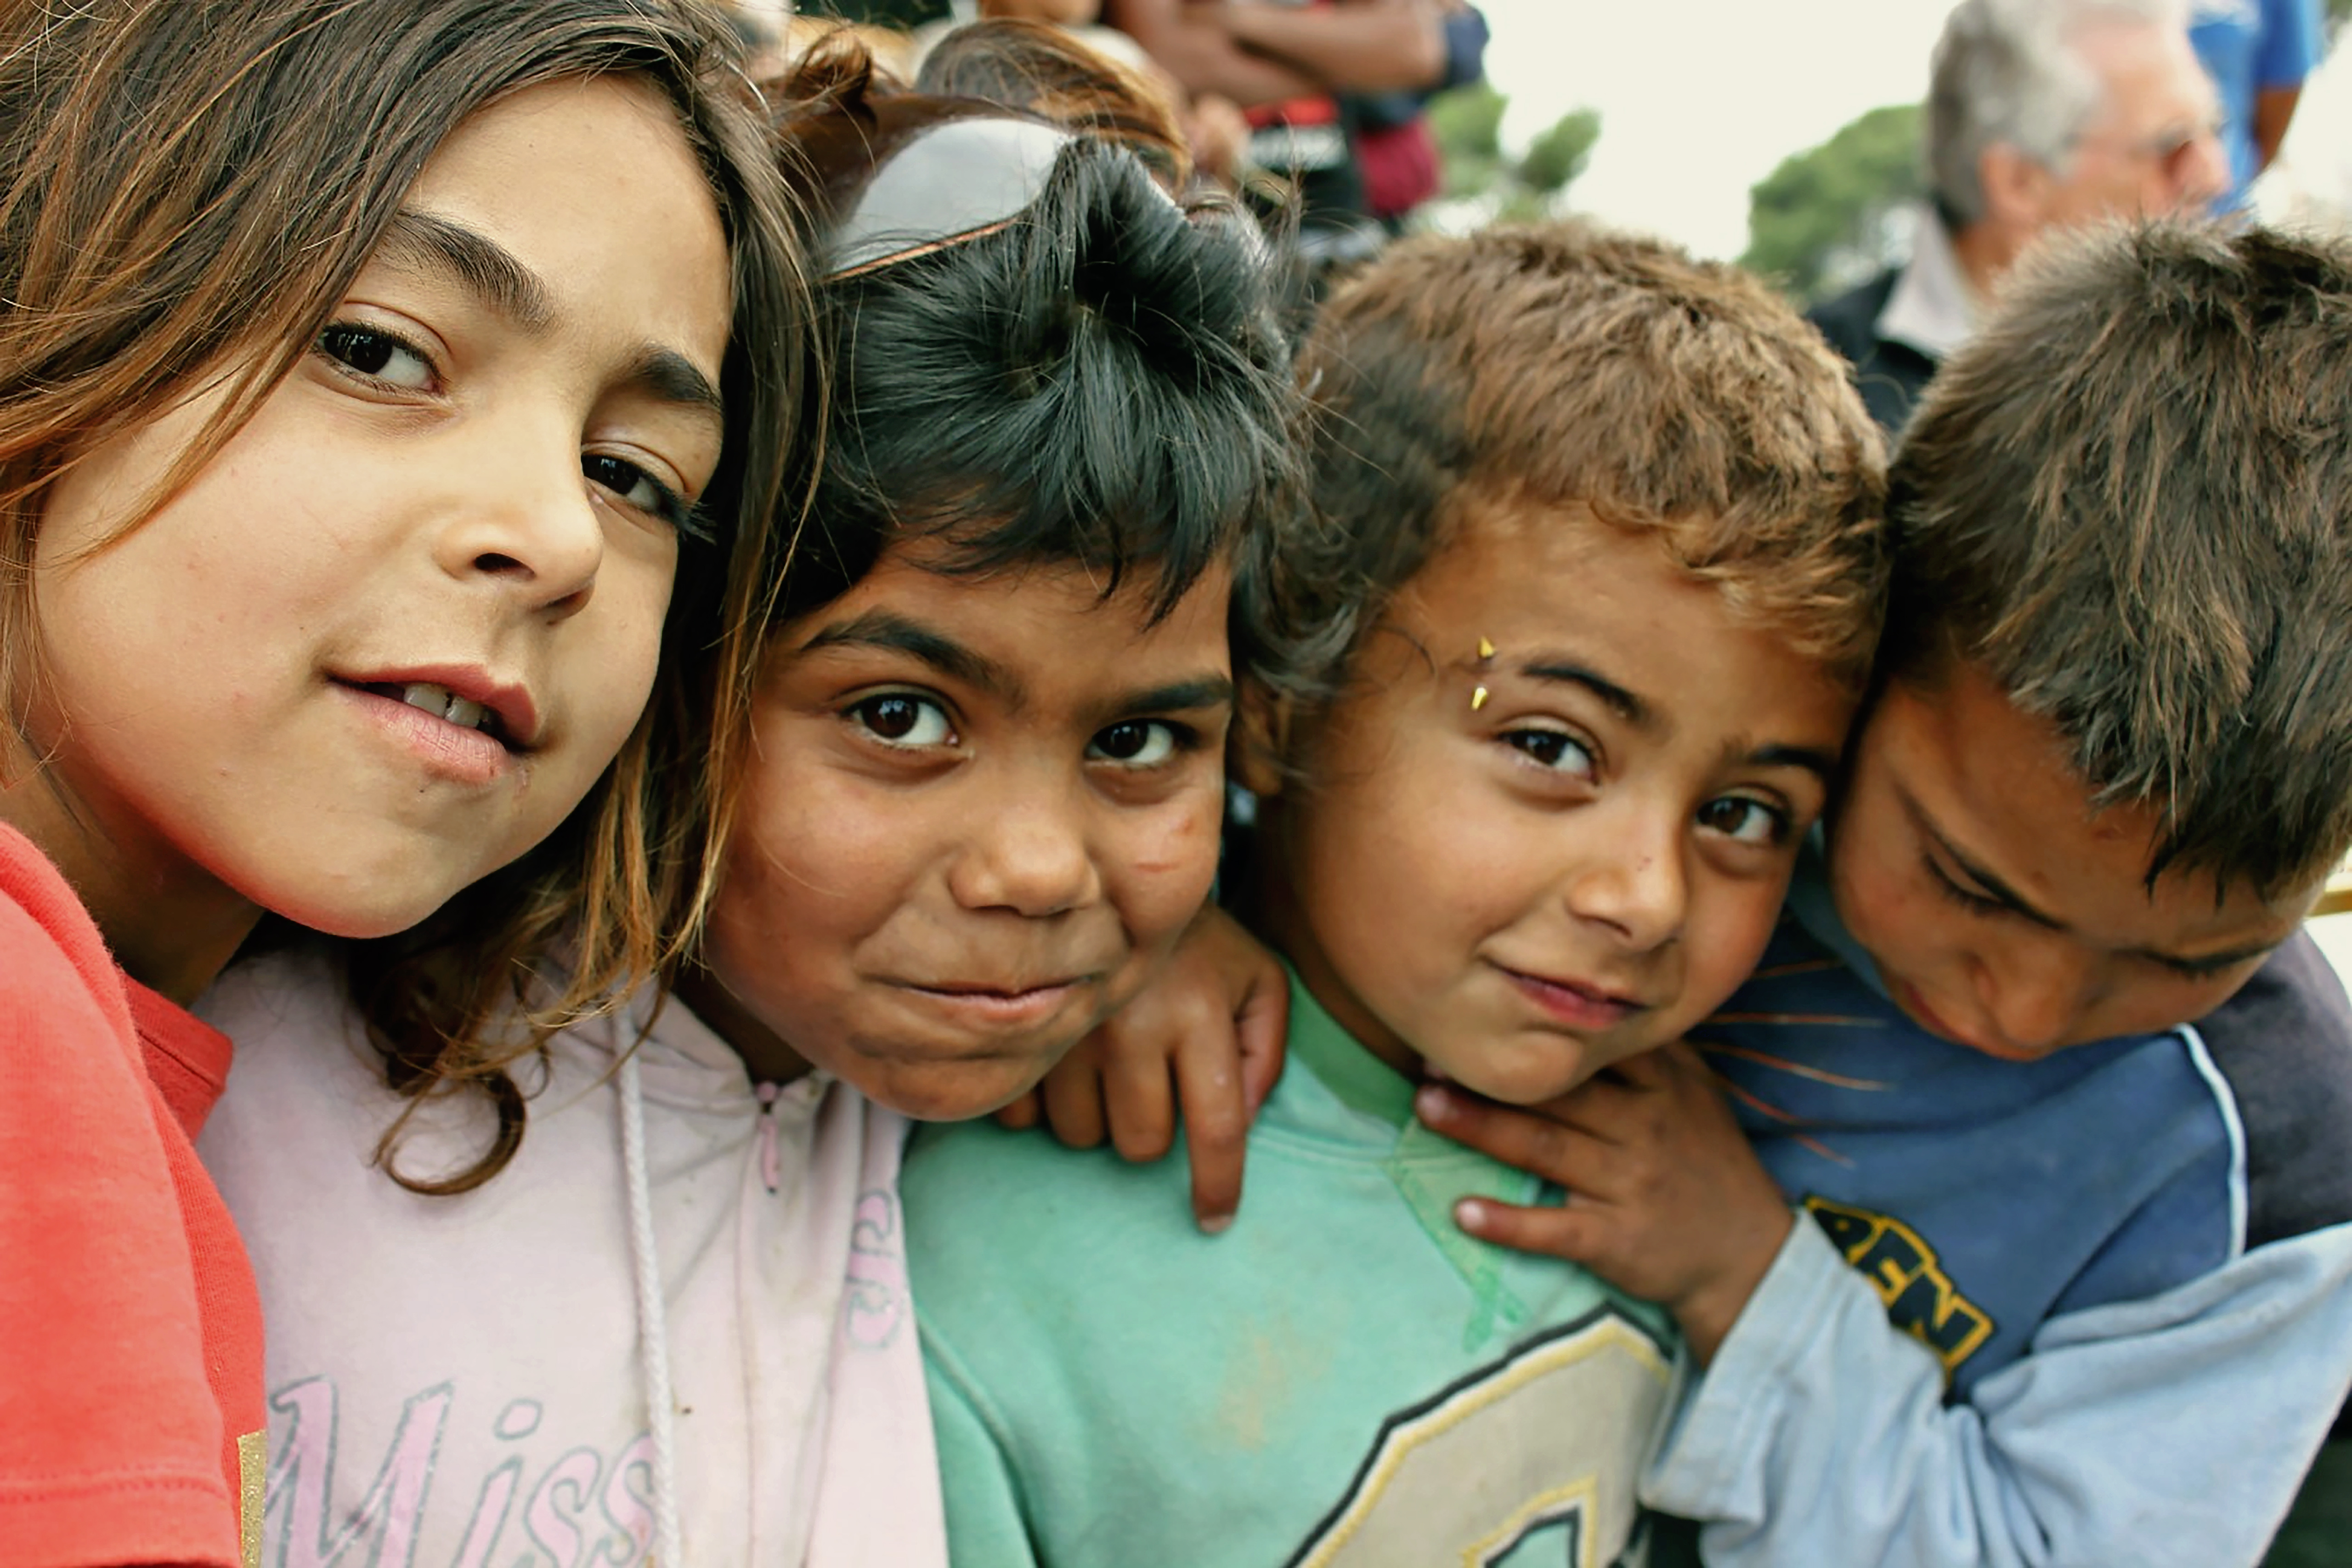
[0,2,798,1559]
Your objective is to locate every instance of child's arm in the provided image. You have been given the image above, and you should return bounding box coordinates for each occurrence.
[1099,0,1326,108]
[995,903,1288,1233]
[1423,1072,2352,1568]
[1204,0,1449,97]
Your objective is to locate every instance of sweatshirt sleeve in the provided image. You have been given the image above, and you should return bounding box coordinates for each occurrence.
[928,1342,1046,1568]
[1644,1214,2352,1568]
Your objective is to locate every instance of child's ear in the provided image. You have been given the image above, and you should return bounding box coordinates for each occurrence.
[1230,680,1292,800]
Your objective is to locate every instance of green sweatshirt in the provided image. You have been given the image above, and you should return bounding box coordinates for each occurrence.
[902,972,1679,1567]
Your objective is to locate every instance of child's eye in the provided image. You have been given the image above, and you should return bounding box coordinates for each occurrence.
[317,323,436,391]
[584,453,706,541]
[1698,794,1790,847]
[1502,727,1596,778]
[849,694,956,749]
[1925,853,2007,917]
[1088,719,1187,768]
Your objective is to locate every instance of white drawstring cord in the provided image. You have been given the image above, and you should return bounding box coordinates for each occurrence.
[619,1051,684,1567]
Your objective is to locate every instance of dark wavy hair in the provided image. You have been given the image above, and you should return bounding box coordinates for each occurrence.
[767,28,1297,628]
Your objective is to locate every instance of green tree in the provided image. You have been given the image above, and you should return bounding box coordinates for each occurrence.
[1427,84,1602,219]
[1427,80,1509,199]
[1742,102,1925,304]
[1518,107,1601,200]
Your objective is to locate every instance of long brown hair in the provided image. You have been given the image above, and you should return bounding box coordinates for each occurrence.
[0,0,808,1191]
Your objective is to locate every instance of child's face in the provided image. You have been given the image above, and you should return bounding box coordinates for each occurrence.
[25,76,731,942]
[697,541,1234,1117]
[1826,658,2314,1059]
[1256,504,1855,1105]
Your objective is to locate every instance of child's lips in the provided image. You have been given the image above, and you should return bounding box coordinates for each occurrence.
[1892,978,1964,1041]
[1497,963,1646,1031]
[332,663,543,750]
[889,977,1091,1029]
[335,681,520,788]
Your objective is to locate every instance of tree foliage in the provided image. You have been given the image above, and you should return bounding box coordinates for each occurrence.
[1742,102,1925,304]
[1426,82,1602,221]
[1519,108,1601,198]
[1427,79,1507,165]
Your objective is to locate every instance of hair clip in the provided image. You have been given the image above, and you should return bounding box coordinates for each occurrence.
[1470,685,1490,711]
[1476,637,1495,662]
[1470,635,1495,709]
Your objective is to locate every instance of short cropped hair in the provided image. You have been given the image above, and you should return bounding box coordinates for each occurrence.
[1242,221,1887,711]
[1928,0,2187,228]
[772,35,1295,627]
[1883,221,2352,896]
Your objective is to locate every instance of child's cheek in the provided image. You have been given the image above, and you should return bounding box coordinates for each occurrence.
[1685,873,1798,1024]
[1123,787,1226,942]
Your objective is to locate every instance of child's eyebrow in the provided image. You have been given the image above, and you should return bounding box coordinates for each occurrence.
[375,208,724,419]
[380,209,555,331]
[1743,743,1840,783]
[797,613,1233,724]
[798,611,1012,700]
[1088,677,1235,726]
[1517,657,1834,782]
[1519,659,1652,728]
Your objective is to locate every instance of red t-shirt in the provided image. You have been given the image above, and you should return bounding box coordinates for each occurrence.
[0,822,263,1566]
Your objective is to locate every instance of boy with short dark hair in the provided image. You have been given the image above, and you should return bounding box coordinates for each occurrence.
[1430,220,2352,1567]
[901,221,1888,1567]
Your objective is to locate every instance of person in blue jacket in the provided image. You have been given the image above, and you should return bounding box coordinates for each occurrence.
[2190,0,2326,204]
[1426,220,2352,1568]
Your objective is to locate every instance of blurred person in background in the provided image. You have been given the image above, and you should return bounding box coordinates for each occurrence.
[1103,0,1451,258]
[794,0,953,26]
[2190,0,2325,204]
[909,2,1254,186]
[912,0,1156,76]
[1348,0,1488,232]
[1811,0,2228,431]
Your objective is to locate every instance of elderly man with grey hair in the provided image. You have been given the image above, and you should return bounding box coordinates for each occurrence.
[1810,0,2228,430]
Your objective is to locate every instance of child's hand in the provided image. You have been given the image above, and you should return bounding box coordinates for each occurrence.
[994,904,1288,1233]
[1414,1042,1793,1364]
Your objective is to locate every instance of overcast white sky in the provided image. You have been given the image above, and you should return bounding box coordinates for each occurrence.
[1469,0,1961,259]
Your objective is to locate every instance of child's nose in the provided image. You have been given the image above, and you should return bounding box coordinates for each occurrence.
[432,445,606,618]
[1973,938,2097,1057]
[1561,821,1687,951]
[947,792,1102,918]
